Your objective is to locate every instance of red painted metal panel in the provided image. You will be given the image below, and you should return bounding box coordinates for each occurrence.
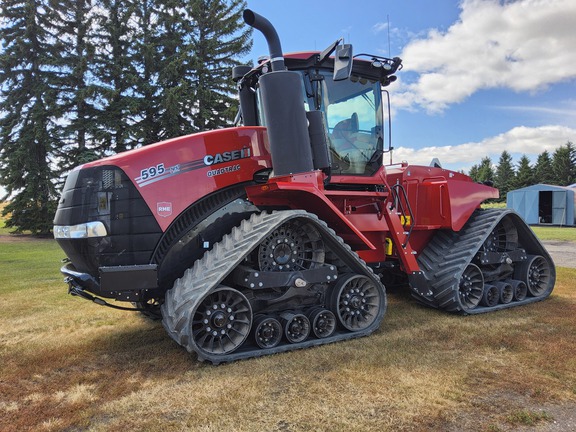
[84,127,272,231]
[246,172,377,250]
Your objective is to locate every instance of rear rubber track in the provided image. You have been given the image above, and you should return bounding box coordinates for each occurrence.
[415,208,555,314]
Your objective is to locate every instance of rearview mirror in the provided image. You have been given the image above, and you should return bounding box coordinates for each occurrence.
[333,44,353,81]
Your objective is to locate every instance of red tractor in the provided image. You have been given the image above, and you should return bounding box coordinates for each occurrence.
[54,10,555,363]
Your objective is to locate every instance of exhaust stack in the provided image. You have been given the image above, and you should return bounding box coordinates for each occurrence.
[242,10,285,72]
[243,9,314,176]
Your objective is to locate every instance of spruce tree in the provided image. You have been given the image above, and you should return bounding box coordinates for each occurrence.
[552,142,576,186]
[533,150,554,185]
[494,150,515,202]
[187,0,252,131]
[0,0,62,234]
[51,0,101,171]
[154,0,197,139]
[474,157,495,185]
[514,155,534,189]
[128,0,163,147]
[0,0,258,234]
[91,0,137,153]
[468,164,480,182]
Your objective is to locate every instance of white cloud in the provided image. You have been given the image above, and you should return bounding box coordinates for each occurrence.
[372,22,389,34]
[395,0,576,113]
[392,125,576,171]
[495,100,576,123]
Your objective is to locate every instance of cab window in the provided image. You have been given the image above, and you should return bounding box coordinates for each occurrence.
[310,71,384,176]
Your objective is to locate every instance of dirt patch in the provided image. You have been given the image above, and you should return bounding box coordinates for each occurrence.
[0,234,53,243]
[445,395,576,431]
[541,241,576,269]
[515,403,576,431]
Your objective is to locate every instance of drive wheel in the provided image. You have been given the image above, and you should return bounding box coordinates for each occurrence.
[458,264,484,310]
[480,218,518,253]
[330,274,383,332]
[258,220,325,271]
[515,255,552,297]
[191,287,252,356]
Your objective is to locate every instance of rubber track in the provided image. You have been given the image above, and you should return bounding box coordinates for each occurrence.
[415,208,555,314]
[161,210,386,364]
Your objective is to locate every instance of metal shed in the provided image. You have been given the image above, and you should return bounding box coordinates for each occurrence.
[506,184,576,226]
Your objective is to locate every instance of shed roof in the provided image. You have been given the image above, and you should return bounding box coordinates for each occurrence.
[508,183,575,193]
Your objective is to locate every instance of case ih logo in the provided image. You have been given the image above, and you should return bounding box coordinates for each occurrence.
[157,202,172,217]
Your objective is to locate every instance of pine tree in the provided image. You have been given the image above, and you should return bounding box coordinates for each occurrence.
[0,0,62,234]
[552,142,576,186]
[91,0,138,153]
[154,0,197,139]
[128,0,163,146]
[494,150,515,202]
[514,155,534,189]
[51,0,101,171]
[533,150,554,185]
[468,164,480,182]
[472,157,494,185]
[187,0,252,131]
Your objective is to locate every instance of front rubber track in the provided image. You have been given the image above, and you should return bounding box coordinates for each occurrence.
[161,210,386,364]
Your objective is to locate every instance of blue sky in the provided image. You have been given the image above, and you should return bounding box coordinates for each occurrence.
[244,0,576,172]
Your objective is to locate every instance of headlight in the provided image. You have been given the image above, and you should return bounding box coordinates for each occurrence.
[53,221,108,239]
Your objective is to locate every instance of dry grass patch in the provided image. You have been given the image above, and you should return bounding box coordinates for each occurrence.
[505,409,553,426]
[1,236,575,431]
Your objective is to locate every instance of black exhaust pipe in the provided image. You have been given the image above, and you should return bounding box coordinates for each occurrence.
[243,9,285,72]
[243,9,314,176]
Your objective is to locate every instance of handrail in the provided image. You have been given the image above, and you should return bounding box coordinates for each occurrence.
[390,182,415,248]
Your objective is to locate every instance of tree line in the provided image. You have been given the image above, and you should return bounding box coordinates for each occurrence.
[0,0,251,235]
[468,141,576,202]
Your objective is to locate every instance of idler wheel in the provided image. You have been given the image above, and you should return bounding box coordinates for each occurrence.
[330,274,382,331]
[514,255,552,297]
[458,264,484,310]
[191,287,252,355]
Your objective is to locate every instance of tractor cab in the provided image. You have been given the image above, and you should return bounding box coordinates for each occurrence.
[299,66,388,176]
[234,23,401,179]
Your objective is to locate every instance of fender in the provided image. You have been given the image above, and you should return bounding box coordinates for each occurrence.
[245,171,376,251]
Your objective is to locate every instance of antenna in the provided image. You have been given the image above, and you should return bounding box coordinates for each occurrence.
[387,14,391,58]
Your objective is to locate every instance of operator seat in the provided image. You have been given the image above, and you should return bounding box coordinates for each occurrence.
[331,112,359,151]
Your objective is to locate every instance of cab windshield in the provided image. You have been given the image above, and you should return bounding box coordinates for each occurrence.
[304,70,385,176]
[255,68,386,176]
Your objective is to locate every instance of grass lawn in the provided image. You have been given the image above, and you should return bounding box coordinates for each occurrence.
[531,225,576,242]
[1,228,575,431]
